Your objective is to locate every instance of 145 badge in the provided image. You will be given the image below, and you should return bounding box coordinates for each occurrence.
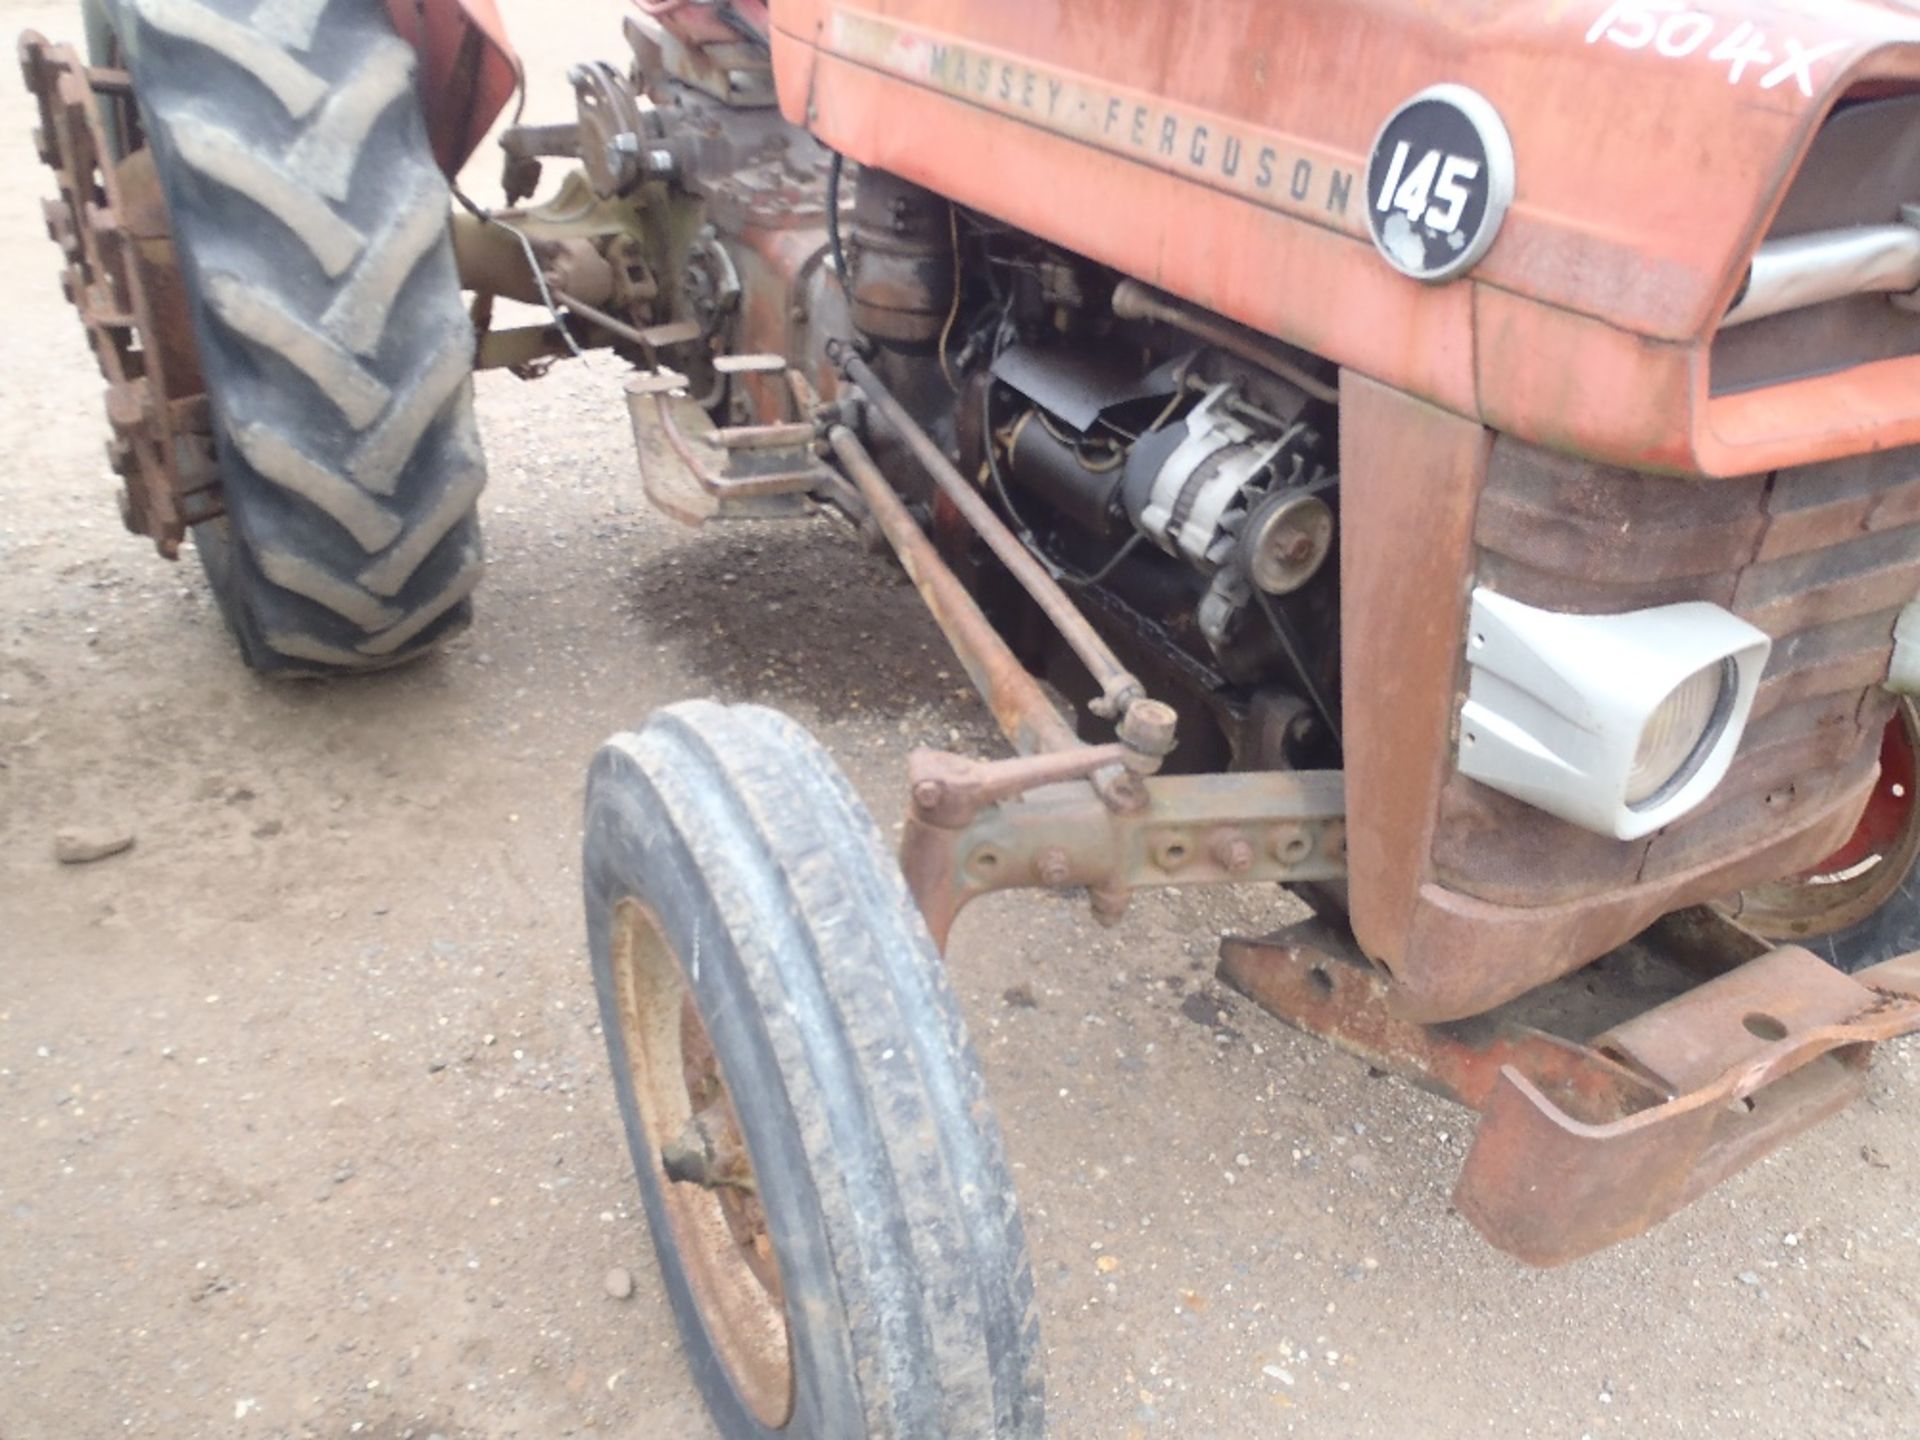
[1365,85,1515,283]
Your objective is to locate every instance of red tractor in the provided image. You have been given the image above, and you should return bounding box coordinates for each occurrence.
[21,1,1920,1434]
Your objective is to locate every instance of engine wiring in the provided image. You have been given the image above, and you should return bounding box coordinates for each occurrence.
[1028,407,1127,472]
[938,202,964,392]
[826,150,849,282]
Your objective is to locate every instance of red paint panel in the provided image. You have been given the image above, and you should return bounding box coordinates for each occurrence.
[772,1,1920,473]
[387,0,521,177]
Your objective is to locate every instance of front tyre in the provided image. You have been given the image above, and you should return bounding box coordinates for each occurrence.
[116,0,485,673]
[584,702,1044,1438]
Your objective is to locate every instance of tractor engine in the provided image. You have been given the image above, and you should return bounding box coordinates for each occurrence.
[840,174,1346,773]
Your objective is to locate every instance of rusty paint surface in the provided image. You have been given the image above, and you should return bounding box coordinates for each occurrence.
[626,372,824,527]
[1335,373,1490,979]
[1437,436,1920,911]
[1224,921,1920,1266]
[1591,946,1874,1092]
[1460,1054,1868,1267]
[1219,923,1663,1121]
[1730,705,1920,943]
[772,1,1920,476]
[1333,398,1917,1022]
[727,220,844,417]
[1457,943,1920,1266]
[904,766,1346,949]
[1392,766,1872,1023]
[384,0,520,178]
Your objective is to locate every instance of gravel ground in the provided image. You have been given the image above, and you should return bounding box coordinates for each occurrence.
[2,3,1916,1436]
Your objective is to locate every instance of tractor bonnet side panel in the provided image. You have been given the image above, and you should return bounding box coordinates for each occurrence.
[771,0,1920,473]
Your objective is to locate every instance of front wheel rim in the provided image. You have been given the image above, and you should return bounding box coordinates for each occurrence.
[1730,702,1920,941]
[610,897,795,1427]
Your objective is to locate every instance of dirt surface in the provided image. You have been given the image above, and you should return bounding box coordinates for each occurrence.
[3,5,1917,1437]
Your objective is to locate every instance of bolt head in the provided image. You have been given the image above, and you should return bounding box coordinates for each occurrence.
[1212,832,1255,874]
[1035,847,1072,887]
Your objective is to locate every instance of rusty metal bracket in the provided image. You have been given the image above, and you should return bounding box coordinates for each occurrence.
[1462,949,1920,1265]
[1219,919,1667,1118]
[903,766,1346,948]
[20,32,218,557]
[624,363,832,524]
[1221,920,1920,1266]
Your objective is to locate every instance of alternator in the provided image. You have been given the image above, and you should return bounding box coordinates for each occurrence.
[1125,383,1331,655]
[1132,385,1281,570]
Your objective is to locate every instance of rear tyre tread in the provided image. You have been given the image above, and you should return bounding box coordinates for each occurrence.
[119,0,484,674]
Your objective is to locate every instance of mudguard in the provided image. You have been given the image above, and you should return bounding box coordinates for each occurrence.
[386,0,521,177]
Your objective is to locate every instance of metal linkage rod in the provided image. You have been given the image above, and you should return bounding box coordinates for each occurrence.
[826,425,1083,759]
[838,352,1162,733]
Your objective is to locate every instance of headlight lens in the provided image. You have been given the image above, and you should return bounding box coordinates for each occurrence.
[1626,660,1730,807]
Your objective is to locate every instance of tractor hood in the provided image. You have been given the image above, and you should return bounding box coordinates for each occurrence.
[775,1,1920,471]
[1421,0,1920,342]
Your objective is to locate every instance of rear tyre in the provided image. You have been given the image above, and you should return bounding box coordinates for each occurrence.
[113,0,485,673]
[584,702,1044,1438]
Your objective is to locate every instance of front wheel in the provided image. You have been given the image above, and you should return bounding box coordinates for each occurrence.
[1726,701,1920,970]
[583,702,1045,1439]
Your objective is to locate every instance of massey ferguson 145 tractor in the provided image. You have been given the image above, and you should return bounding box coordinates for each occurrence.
[22,0,1920,1432]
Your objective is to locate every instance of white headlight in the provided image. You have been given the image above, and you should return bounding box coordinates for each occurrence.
[1626,659,1732,807]
[1458,591,1770,840]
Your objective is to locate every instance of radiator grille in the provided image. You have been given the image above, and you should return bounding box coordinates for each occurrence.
[1429,438,1919,905]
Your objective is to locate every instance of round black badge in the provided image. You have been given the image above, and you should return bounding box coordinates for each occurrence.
[1364,84,1514,283]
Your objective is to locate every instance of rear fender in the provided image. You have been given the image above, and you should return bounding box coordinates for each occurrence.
[385,0,521,178]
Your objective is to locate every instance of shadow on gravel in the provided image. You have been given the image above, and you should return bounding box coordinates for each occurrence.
[626,517,974,724]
